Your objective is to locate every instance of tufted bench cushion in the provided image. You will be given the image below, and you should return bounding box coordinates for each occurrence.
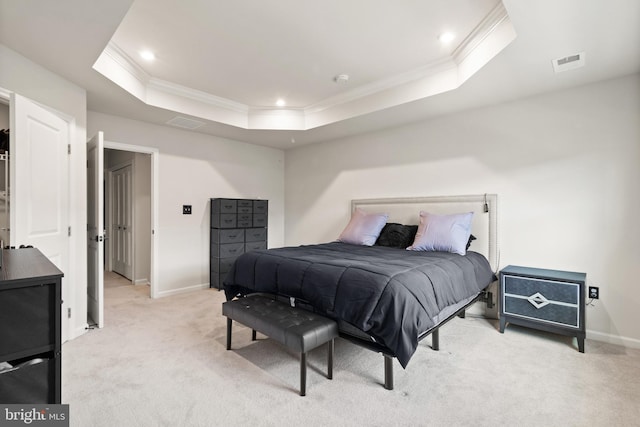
[222,294,338,396]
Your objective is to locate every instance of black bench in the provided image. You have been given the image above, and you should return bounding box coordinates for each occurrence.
[222,294,338,396]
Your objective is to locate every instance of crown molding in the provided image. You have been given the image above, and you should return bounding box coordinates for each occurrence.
[93,5,515,131]
[453,2,511,65]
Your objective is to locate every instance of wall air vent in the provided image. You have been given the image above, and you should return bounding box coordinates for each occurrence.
[552,52,586,73]
[166,116,205,130]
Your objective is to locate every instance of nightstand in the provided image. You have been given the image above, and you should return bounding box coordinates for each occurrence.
[499,265,586,352]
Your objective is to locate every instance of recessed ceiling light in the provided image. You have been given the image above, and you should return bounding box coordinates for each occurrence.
[438,32,455,44]
[140,50,155,61]
[276,98,286,107]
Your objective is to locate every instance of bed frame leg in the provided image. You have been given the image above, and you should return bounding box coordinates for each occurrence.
[383,354,394,390]
[226,318,232,350]
[432,328,440,351]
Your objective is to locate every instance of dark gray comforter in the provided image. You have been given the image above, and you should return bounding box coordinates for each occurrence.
[223,242,494,367]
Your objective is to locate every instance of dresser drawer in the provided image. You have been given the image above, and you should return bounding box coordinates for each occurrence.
[253,200,268,214]
[211,257,237,273]
[0,353,56,403]
[245,228,267,242]
[211,199,237,214]
[237,213,253,222]
[211,242,244,258]
[237,204,252,214]
[212,213,237,228]
[245,241,267,252]
[0,283,56,358]
[253,214,267,227]
[211,229,245,244]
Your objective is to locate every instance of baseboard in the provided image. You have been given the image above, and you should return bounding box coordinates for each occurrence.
[134,278,150,286]
[155,283,210,298]
[70,324,89,341]
[586,329,640,349]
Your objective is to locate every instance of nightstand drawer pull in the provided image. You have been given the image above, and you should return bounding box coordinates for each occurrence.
[527,292,550,309]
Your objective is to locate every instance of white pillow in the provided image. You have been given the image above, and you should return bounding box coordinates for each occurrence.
[338,208,389,246]
[408,211,474,255]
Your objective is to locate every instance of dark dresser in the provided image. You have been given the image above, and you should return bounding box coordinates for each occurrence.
[0,247,64,403]
[499,265,586,352]
[210,198,268,289]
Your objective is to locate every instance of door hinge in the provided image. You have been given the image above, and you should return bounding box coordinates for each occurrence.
[68,226,71,236]
[68,144,71,155]
[67,307,72,319]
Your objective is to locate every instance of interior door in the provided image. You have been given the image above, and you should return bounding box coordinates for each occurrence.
[9,93,70,339]
[112,164,132,280]
[87,132,104,328]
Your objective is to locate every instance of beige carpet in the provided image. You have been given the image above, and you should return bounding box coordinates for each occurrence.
[63,285,640,427]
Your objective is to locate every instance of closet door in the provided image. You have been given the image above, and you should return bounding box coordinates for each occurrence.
[112,164,132,280]
[9,93,69,272]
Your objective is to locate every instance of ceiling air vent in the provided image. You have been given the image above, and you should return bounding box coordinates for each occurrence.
[166,116,205,130]
[552,52,586,73]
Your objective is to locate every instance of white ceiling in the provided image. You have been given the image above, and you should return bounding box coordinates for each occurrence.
[0,0,638,149]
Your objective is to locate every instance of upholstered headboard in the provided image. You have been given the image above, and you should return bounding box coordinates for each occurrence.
[352,194,499,273]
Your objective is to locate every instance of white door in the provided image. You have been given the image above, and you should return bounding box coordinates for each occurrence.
[9,93,70,338]
[87,132,104,328]
[112,164,132,280]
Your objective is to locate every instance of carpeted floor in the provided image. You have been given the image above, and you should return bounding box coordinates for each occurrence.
[62,284,640,427]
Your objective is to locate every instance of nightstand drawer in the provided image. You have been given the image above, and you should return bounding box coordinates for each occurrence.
[504,275,578,304]
[503,295,579,328]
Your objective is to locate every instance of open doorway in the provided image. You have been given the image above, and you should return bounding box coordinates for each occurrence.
[87,139,158,328]
[104,149,152,294]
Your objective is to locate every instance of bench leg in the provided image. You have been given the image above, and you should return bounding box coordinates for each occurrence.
[226,318,232,350]
[300,352,307,396]
[327,339,334,379]
[252,329,257,341]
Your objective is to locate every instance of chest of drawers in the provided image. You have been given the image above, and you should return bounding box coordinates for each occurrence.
[0,248,64,403]
[499,265,586,352]
[210,198,268,289]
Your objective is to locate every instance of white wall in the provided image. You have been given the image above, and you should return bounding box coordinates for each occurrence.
[285,73,640,348]
[88,111,285,296]
[0,43,87,340]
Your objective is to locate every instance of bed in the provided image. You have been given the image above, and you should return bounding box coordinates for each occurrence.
[223,194,498,389]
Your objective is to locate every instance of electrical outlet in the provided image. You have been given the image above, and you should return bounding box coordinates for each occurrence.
[182,205,192,215]
[588,286,599,299]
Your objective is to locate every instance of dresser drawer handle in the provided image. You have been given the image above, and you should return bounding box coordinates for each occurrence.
[527,292,550,309]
